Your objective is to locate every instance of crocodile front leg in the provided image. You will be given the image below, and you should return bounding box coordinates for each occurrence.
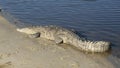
[29,32,40,38]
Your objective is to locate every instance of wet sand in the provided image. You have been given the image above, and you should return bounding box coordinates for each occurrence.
[0,13,120,68]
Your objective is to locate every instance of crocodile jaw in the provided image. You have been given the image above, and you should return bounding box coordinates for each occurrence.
[17,28,37,34]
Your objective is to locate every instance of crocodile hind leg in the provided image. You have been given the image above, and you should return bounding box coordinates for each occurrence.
[29,32,40,38]
[54,37,63,44]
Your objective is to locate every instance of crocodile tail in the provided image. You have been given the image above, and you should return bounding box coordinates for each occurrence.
[78,40,110,52]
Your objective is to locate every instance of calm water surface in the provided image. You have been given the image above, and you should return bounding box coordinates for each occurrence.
[0,0,120,57]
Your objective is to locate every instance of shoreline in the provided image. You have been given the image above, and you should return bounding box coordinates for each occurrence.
[0,11,120,68]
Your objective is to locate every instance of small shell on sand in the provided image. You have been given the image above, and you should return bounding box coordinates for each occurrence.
[0,53,11,59]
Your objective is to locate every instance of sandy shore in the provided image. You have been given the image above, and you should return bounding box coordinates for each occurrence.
[0,13,120,68]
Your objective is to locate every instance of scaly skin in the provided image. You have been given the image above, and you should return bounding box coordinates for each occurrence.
[17,25,110,52]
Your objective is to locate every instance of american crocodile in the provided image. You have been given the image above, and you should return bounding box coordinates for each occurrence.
[17,25,110,52]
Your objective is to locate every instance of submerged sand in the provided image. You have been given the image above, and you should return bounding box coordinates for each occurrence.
[0,13,120,68]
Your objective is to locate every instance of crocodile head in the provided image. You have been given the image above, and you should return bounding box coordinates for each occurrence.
[17,28,37,34]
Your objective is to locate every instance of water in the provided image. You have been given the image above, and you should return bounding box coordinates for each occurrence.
[0,0,120,57]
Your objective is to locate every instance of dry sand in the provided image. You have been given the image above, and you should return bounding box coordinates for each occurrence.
[0,13,120,68]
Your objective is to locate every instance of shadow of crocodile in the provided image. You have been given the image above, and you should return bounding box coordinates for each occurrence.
[0,62,12,68]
